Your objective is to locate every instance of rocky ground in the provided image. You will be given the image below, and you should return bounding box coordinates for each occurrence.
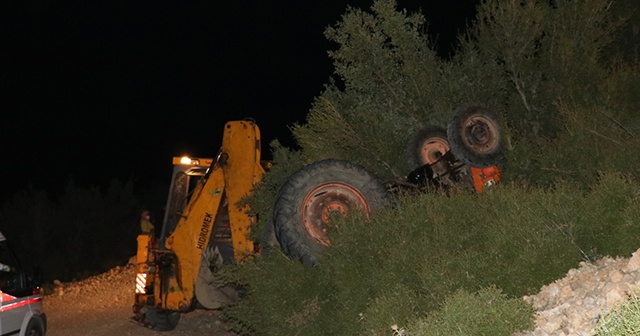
[42,249,640,336]
[514,247,640,336]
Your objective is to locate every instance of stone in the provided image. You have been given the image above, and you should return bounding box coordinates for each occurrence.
[625,248,640,272]
[515,252,640,335]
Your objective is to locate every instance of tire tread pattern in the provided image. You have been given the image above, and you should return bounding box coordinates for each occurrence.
[273,159,389,266]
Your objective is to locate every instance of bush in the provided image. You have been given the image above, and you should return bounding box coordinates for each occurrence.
[226,172,640,335]
[244,141,306,243]
[406,286,534,336]
[571,173,640,259]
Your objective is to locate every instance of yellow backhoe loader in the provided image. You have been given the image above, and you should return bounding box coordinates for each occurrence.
[132,120,269,330]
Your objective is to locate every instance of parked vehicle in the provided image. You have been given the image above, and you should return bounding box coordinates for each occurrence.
[0,231,46,336]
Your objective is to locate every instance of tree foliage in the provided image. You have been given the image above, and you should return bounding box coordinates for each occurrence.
[286,0,640,188]
[293,1,447,178]
[0,179,145,282]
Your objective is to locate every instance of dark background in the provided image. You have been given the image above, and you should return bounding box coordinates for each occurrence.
[2,1,478,203]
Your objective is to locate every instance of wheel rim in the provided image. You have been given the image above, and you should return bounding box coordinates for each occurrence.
[301,183,369,246]
[462,114,500,154]
[420,137,450,165]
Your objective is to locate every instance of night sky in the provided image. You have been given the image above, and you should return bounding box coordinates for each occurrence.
[3,1,478,202]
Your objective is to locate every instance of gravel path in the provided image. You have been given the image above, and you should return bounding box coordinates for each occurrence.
[43,264,236,336]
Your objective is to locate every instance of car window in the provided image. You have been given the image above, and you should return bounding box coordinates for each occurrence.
[0,243,26,297]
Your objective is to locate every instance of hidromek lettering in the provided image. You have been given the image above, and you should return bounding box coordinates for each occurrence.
[196,212,213,249]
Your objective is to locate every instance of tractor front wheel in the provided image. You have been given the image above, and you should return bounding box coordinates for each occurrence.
[406,125,450,171]
[447,105,503,168]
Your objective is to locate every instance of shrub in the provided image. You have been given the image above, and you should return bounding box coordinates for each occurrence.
[232,1,640,332]
[244,141,306,243]
[406,286,534,336]
[227,171,640,335]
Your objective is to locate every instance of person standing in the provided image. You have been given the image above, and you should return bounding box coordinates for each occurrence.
[140,210,155,234]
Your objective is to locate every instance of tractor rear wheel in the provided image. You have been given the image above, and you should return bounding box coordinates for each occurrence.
[406,125,450,171]
[447,105,503,168]
[273,159,389,266]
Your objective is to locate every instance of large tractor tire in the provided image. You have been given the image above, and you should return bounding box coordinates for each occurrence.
[273,159,389,266]
[143,307,181,331]
[447,105,503,168]
[406,125,450,171]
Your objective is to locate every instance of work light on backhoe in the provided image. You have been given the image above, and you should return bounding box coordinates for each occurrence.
[180,156,198,165]
[173,156,213,167]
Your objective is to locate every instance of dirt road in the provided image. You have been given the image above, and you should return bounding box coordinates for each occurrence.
[42,264,236,336]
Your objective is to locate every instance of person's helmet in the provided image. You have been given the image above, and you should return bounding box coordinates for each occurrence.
[141,210,151,220]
